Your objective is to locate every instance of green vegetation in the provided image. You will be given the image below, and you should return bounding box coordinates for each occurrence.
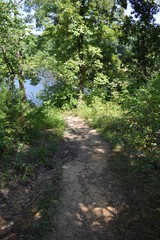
[0,84,65,184]
[75,75,160,239]
[77,74,160,172]
[0,0,160,238]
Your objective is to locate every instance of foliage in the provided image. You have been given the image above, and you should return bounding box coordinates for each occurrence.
[76,74,160,171]
[0,84,65,184]
[0,84,27,152]
[119,0,160,87]
[121,74,160,168]
[0,1,160,237]
[0,0,159,180]
[39,80,78,109]
[24,0,122,99]
[76,73,160,239]
[0,0,40,95]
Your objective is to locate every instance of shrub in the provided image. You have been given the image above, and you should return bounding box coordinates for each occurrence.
[76,74,160,170]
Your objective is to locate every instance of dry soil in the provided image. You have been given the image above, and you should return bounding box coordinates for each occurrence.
[48,115,126,240]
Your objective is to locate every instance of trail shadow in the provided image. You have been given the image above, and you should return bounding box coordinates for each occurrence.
[49,118,126,239]
[2,115,159,240]
[51,116,160,240]
[90,116,160,240]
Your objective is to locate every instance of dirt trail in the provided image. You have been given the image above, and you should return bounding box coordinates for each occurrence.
[48,116,126,240]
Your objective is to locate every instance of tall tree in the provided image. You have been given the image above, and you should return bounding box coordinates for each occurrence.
[24,0,121,101]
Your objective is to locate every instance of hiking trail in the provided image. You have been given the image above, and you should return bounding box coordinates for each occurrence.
[48,115,126,240]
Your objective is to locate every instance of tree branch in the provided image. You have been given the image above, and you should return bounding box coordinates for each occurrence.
[1,46,15,75]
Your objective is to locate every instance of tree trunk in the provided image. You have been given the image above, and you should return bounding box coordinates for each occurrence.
[78,0,85,93]
[1,47,15,90]
[9,75,15,90]
[19,69,27,101]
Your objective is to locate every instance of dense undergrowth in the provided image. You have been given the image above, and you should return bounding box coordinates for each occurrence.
[0,85,65,239]
[76,74,160,173]
[0,85,65,186]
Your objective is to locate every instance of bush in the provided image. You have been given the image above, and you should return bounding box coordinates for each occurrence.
[120,74,160,167]
[76,74,160,170]
[39,81,78,109]
[0,85,27,153]
[0,84,65,186]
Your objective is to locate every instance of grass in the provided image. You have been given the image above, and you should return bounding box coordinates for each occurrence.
[23,165,62,240]
[0,105,65,239]
[75,97,160,239]
[0,106,65,186]
[20,106,65,239]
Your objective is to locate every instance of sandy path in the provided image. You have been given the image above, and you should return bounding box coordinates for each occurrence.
[48,116,125,240]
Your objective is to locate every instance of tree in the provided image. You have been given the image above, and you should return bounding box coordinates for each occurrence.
[24,0,121,103]
[119,0,160,87]
[0,0,39,100]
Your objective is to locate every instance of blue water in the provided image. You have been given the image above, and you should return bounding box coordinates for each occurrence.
[15,71,55,104]
[25,80,44,102]
[15,79,44,104]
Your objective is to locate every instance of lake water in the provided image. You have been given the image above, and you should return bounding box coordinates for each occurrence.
[25,80,44,103]
[15,79,44,104]
[15,71,55,104]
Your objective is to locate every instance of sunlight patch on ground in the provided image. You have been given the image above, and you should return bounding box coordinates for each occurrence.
[0,188,9,198]
[77,203,118,230]
[93,147,105,153]
[34,211,42,220]
[0,217,14,231]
